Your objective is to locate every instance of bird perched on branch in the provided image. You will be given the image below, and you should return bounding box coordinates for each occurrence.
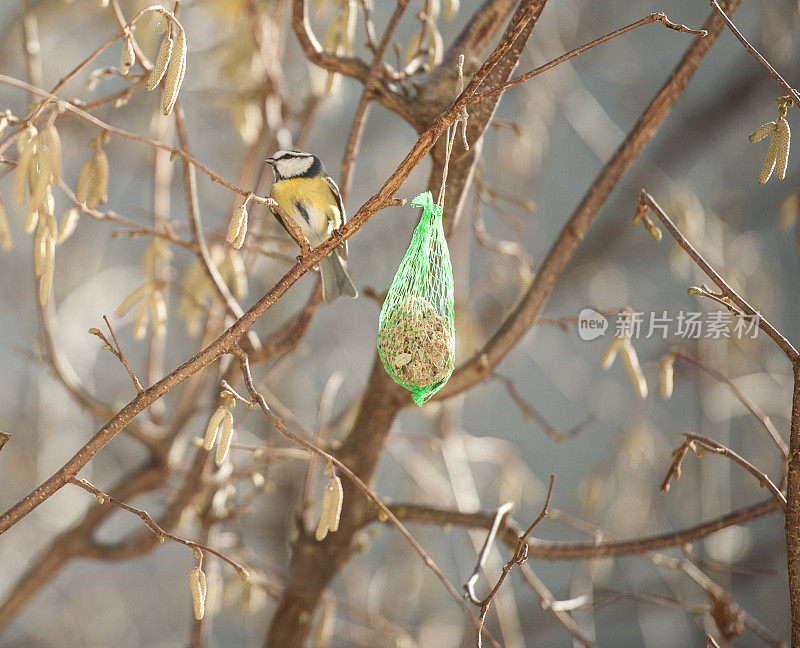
[266,149,358,303]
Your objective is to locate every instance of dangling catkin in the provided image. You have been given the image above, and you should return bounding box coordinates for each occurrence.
[38,232,55,305]
[215,411,234,465]
[15,136,37,205]
[33,220,47,279]
[315,475,344,541]
[155,13,169,33]
[227,204,248,249]
[162,29,186,115]
[28,151,52,215]
[0,201,11,251]
[76,159,93,205]
[57,208,80,244]
[189,567,206,621]
[147,36,173,91]
[44,125,62,183]
[87,150,109,210]
[204,406,227,450]
[133,296,152,340]
[659,353,675,400]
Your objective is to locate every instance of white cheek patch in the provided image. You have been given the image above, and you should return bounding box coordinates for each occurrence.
[279,156,314,177]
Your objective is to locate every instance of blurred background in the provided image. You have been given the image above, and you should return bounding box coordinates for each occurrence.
[1,0,799,645]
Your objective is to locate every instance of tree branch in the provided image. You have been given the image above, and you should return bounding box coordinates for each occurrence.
[387,498,780,559]
[639,191,798,361]
[439,0,747,399]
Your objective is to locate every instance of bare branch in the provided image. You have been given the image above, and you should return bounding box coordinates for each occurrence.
[387,498,781,559]
[660,433,786,509]
[709,0,800,108]
[638,191,798,361]
[440,0,746,399]
[68,476,247,574]
[470,13,706,106]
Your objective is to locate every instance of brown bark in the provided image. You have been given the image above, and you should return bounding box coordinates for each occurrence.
[787,360,800,647]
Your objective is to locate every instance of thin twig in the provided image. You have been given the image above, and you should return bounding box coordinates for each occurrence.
[470,12,706,106]
[493,373,592,441]
[469,475,555,647]
[660,433,786,509]
[68,476,247,574]
[639,191,798,361]
[96,315,144,393]
[174,106,263,353]
[339,0,410,203]
[673,349,788,460]
[0,5,181,153]
[464,502,515,605]
[386,497,780,559]
[709,0,800,108]
[226,344,502,648]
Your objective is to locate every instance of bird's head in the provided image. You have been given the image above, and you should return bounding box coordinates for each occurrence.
[265,149,323,180]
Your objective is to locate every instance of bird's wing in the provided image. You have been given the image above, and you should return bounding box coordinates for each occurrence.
[325,175,348,260]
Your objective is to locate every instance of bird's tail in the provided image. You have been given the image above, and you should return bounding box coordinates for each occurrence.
[320,253,358,303]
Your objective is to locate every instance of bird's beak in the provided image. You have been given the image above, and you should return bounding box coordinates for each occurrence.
[265,157,275,166]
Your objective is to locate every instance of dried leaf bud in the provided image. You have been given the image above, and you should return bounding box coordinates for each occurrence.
[444,0,460,19]
[76,158,94,205]
[119,35,135,75]
[215,411,234,465]
[190,566,206,621]
[116,282,152,316]
[204,406,227,450]
[43,125,62,184]
[57,207,80,244]
[619,338,648,399]
[87,149,109,210]
[659,353,675,399]
[315,475,344,541]
[147,36,173,91]
[162,28,186,115]
[0,202,11,251]
[227,204,248,249]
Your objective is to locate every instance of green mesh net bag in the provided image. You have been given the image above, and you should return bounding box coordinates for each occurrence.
[377,191,455,405]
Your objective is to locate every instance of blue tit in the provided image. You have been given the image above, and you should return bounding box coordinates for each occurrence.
[265,149,358,304]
